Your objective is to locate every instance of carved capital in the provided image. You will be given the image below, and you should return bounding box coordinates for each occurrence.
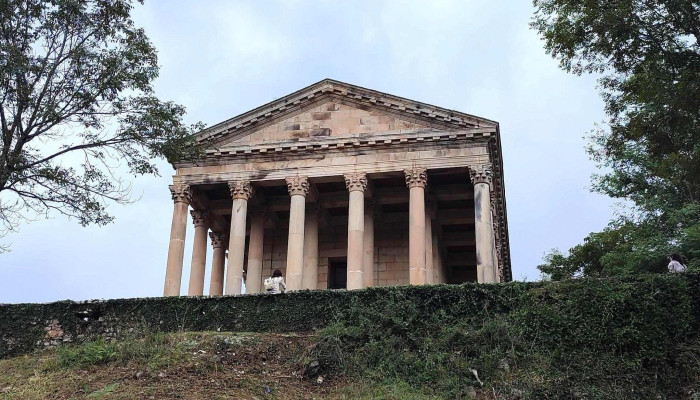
[404,168,427,189]
[229,180,253,200]
[209,231,228,249]
[344,172,368,192]
[285,175,309,197]
[190,210,209,227]
[169,184,191,204]
[469,164,493,186]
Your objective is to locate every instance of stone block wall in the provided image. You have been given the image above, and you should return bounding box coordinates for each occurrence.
[231,101,433,144]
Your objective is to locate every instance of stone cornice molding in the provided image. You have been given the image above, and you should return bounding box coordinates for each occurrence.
[169,184,191,204]
[285,175,310,197]
[469,164,493,187]
[229,180,254,200]
[209,231,228,249]
[404,167,427,189]
[195,79,498,145]
[344,172,368,193]
[190,128,495,164]
[190,210,209,227]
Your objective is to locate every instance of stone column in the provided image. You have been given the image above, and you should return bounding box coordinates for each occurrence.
[345,172,367,290]
[302,205,319,290]
[164,184,191,296]
[225,180,253,295]
[425,208,434,285]
[208,231,228,296]
[469,164,498,283]
[404,168,427,285]
[187,210,209,296]
[432,230,442,283]
[285,176,309,291]
[246,209,266,294]
[363,201,375,288]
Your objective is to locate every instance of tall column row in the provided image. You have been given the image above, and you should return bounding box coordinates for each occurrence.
[164,163,499,296]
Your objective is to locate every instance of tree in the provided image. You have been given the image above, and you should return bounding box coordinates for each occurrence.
[532,0,700,277]
[0,0,203,250]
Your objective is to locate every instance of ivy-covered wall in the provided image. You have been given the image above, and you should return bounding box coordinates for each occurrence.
[1,274,698,360]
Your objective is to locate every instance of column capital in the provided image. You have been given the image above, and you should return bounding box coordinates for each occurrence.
[209,231,228,249]
[190,209,209,227]
[469,163,493,186]
[229,180,253,200]
[285,175,309,196]
[169,184,191,204]
[344,172,367,192]
[404,167,427,189]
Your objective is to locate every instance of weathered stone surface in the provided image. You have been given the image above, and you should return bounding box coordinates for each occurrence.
[310,128,331,137]
[164,80,512,296]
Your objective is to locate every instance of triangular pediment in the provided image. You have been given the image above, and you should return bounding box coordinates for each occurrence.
[196,79,498,147]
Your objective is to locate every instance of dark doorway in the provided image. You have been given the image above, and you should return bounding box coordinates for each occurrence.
[328,258,347,289]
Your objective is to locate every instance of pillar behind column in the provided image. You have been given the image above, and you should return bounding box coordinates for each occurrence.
[164,184,190,296]
[363,202,374,288]
[345,172,367,290]
[225,180,253,295]
[404,168,427,285]
[470,164,498,283]
[209,231,227,296]
[425,208,434,285]
[302,205,319,290]
[187,210,209,296]
[285,176,309,291]
[246,209,265,294]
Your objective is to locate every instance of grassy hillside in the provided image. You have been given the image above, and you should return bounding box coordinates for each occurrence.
[1,274,699,399]
[0,332,437,400]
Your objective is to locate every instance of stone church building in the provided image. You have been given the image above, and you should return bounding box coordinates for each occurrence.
[163,80,511,296]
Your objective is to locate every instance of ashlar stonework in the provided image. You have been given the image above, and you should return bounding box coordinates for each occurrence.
[163,79,511,296]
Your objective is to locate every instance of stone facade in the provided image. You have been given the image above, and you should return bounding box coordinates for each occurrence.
[163,79,511,296]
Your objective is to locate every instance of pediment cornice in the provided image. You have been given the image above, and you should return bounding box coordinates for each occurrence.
[196,79,498,145]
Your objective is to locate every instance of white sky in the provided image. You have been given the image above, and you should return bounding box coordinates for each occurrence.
[0,0,614,303]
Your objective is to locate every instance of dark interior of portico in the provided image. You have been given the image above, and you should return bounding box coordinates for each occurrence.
[189,167,478,288]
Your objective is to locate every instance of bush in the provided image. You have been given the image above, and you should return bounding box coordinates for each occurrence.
[313,274,700,399]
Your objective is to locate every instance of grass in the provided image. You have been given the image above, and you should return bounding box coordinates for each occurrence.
[1,332,432,400]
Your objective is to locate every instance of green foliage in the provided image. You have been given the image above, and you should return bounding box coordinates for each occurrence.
[0,0,205,247]
[3,276,699,397]
[532,0,700,275]
[313,275,700,399]
[57,339,117,369]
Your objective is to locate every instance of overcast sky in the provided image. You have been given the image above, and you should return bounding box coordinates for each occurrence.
[0,0,615,303]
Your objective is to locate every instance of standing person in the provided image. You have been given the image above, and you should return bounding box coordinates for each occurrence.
[667,253,686,273]
[264,270,287,294]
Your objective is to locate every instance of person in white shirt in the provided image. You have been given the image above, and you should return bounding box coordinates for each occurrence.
[667,253,686,273]
[264,269,287,294]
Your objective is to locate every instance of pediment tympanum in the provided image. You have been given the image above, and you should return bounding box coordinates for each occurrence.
[222,100,432,145]
[195,79,497,147]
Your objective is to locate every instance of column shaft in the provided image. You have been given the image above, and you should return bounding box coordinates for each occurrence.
[470,164,498,283]
[347,190,365,289]
[187,210,209,296]
[164,184,190,296]
[209,232,227,296]
[345,172,368,290]
[363,207,374,288]
[405,168,427,285]
[425,212,434,285]
[285,176,309,291]
[432,230,442,283]
[302,208,319,290]
[246,212,265,294]
[225,181,253,295]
